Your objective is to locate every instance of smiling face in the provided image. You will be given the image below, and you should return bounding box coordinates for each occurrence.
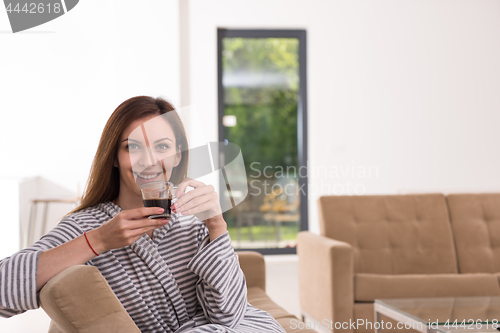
[114,115,182,202]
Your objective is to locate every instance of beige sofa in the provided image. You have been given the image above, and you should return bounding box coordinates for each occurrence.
[297,193,500,333]
[40,251,317,333]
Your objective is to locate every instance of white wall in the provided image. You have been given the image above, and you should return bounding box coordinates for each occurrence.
[185,0,500,234]
[0,0,180,253]
[0,0,180,191]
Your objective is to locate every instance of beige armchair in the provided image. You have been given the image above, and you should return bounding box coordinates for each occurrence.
[40,265,140,333]
[40,251,317,333]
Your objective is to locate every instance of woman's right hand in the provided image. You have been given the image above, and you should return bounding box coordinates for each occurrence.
[88,207,168,253]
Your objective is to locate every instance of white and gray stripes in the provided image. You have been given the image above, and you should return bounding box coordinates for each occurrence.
[0,202,286,333]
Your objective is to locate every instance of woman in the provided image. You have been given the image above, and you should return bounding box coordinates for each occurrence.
[0,96,286,333]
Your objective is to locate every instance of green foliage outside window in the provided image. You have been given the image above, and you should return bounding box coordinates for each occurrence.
[222,38,300,174]
[221,37,301,243]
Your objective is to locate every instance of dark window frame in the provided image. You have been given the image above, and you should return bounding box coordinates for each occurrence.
[217,28,308,255]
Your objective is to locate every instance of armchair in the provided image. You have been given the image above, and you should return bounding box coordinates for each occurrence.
[40,251,317,333]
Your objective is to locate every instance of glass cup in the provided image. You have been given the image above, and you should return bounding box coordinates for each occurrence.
[140,181,175,219]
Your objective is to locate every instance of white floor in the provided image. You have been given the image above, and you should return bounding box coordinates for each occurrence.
[0,307,51,333]
[264,254,301,319]
[0,255,301,333]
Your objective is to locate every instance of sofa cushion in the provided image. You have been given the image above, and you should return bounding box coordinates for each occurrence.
[447,193,500,273]
[247,286,317,333]
[354,273,500,301]
[318,194,457,274]
[247,286,291,319]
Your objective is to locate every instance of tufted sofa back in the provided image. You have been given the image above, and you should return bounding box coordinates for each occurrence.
[447,193,500,274]
[318,194,458,274]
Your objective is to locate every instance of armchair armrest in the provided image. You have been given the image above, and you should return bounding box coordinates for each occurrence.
[39,265,140,333]
[237,251,266,291]
[297,231,354,332]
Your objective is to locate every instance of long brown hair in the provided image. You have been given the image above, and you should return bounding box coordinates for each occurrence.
[72,96,189,213]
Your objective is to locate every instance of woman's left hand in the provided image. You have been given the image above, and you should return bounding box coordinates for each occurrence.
[173,178,227,240]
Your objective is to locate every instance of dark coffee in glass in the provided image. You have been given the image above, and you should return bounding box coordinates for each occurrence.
[143,198,172,219]
[139,181,175,219]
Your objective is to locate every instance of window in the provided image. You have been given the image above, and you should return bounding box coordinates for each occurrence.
[218,29,308,254]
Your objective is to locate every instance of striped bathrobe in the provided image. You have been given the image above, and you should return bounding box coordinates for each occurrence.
[0,202,286,333]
